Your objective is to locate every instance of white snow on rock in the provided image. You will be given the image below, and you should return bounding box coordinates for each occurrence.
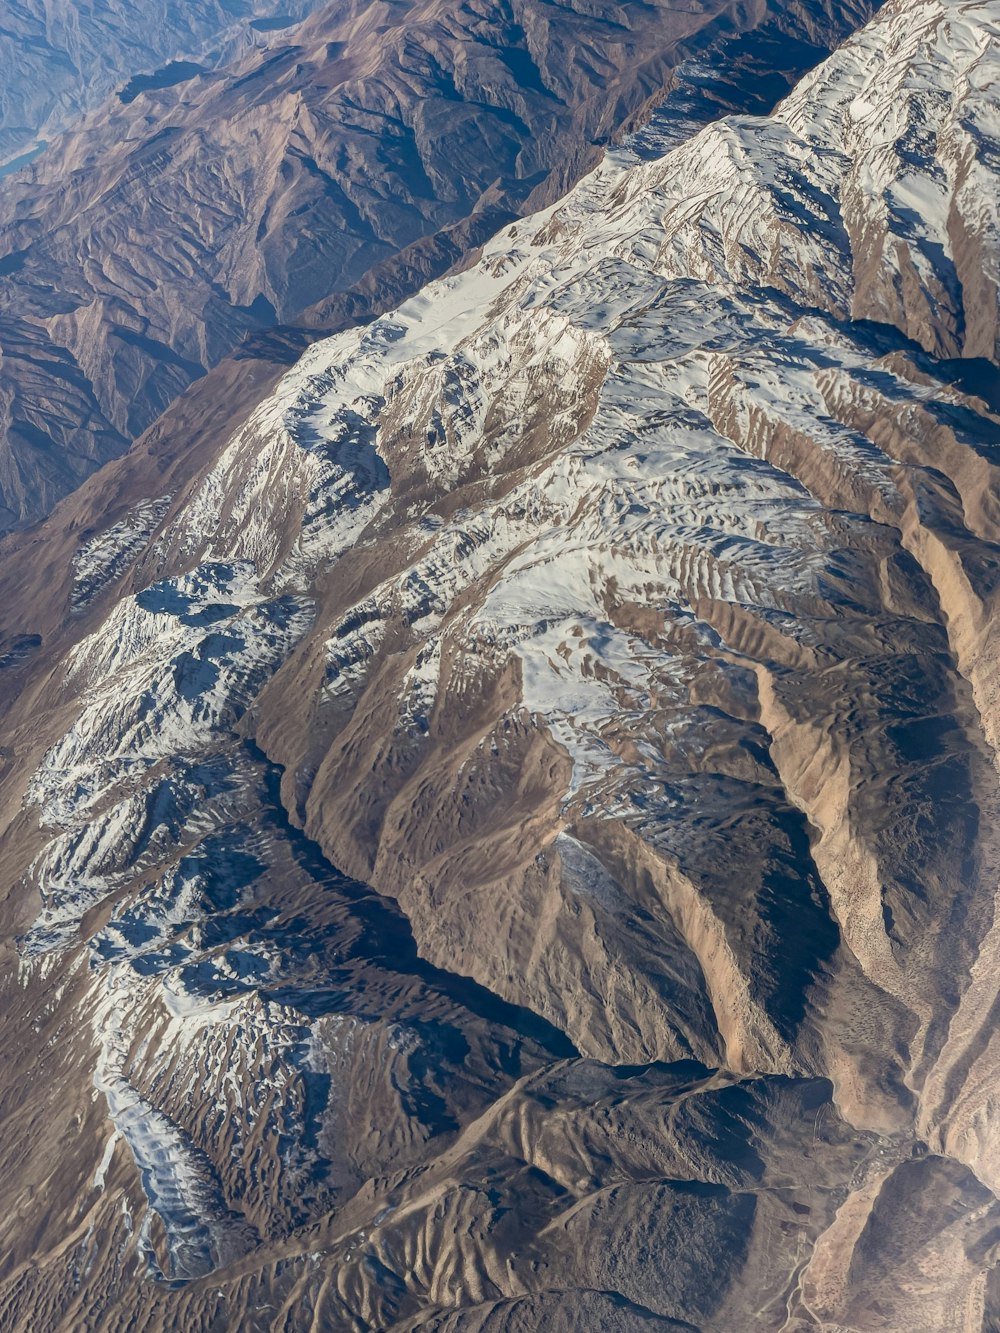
[71,497,172,609]
[15,0,1000,1282]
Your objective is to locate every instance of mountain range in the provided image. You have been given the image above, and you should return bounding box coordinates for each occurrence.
[0,0,329,166]
[0,0,881,533]
[0,0,998,1329]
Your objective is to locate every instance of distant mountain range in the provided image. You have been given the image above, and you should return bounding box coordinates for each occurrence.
[0,0,329,165]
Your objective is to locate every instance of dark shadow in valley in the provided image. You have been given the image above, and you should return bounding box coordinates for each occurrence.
[249,741,580,1061]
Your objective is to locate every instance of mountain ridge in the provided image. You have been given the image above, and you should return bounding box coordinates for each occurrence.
[0,0,999,1327]
[0,0,883,534]
[0,0,328,166]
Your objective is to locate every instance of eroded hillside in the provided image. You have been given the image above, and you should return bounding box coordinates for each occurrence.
[0,0,882,532]
[0,0,997,1328]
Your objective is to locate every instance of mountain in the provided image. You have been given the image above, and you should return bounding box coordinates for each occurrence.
[1,0,999,1328]
[0,0,328,167]
[0,0,883,534]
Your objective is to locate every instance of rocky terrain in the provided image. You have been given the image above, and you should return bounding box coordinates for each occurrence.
[0,0,328,168]
[0,0,999,1329]
[0,0,883,534]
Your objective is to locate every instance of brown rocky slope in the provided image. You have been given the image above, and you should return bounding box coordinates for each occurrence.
[0,0,884,533]
[0,0,999,1329]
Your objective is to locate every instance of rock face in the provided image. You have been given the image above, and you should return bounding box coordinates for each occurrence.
[0,0,999,1329]
[0,0,883,533]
